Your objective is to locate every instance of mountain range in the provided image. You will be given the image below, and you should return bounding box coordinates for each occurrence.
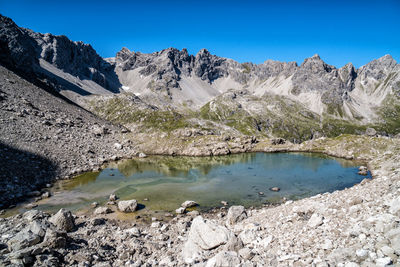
[1,14,399,142]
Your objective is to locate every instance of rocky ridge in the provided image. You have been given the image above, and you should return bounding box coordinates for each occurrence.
[0,14,121,100]
[110,46,400,123]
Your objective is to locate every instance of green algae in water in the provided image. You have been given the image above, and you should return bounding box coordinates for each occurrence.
[24,152,370,215]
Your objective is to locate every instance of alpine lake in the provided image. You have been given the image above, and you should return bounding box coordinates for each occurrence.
[10,152,371,220]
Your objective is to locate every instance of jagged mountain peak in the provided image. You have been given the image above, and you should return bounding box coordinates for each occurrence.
[159,47,180,54]
[362,54,397,69]
[358,54,398,81]
[300,54,334,73]
[197,48,211,55]
[378,54,396,63]
[311,53,321,59]
[338,62,357,88]
[375,54,397,69]
[301,54,324,64]
[115,47,133,62]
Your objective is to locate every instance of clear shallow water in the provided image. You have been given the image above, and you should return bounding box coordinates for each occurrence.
[16,153,370,216]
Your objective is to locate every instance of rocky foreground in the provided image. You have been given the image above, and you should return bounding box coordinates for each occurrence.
[0,136,399,266]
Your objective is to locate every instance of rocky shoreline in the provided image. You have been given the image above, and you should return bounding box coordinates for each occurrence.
[0,135,399,266]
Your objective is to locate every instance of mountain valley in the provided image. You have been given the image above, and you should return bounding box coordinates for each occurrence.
[1,13,400,267]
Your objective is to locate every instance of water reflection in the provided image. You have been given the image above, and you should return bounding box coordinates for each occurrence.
[31,152,369,214]
[113,153,258,178]
[59,171,100,190]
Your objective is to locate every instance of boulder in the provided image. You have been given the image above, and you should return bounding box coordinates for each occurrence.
[138,152,147,158]
[125,227,141,237]
[308,213,324,228]
[181,200,198,208]
[7,229,41,251]
[91,218,105,226]
[117,199,138,212]
[176,207,186,214]
[365,127,377,136]
[238,247,254,260]
[358,166,368,175]
[43,229,67,249]
[189,216,232,250]
[390,234,400,254]
[375,257,392,266]
[206,251,241,267]
[151,221,161,228]
[27,220,47,238]
[358,170,368,176]
[92,125,109,136]
[226,205,247,227]
[182,216,232,264]
[41,191,51,198]
[94,206,112,215]
[223,234,244,251]
[23,210,46,222]
[238,229,258,245]
[359,166,367,172]
[113,143,123,150]
[269,187,280,192]
[49,209,75,232]
[389,197,400,215]
[109,194,117,201]
[187,210,200,216]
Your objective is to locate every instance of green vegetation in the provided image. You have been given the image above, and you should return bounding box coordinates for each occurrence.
[375,94,400,134]
[87,88,400,142]
[241,63,251,74]
[321,117,366,137]
[88,95,190,132]
[325,102,345,117]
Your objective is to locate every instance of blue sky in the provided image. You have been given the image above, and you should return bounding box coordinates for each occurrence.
[1,0,399,68]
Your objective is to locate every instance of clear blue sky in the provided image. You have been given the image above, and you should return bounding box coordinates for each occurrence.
[1,0,399,68]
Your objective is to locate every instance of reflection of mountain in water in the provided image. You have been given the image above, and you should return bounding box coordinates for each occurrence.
[60,172,100,190]
[114,153,257,178]
[257,153,358,173]
[33,152,365,215]
[63,153,359,191]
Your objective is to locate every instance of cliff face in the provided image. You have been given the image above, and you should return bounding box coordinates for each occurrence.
[0,15,39,74]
